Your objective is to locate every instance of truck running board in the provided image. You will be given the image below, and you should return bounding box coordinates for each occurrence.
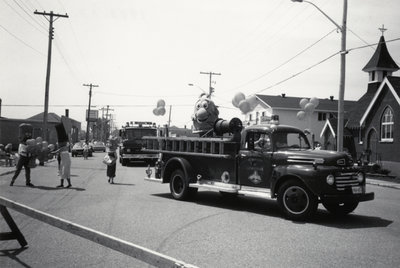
[189,180,273,200]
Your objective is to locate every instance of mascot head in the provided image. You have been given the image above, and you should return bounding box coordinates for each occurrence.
[192,93,219,135]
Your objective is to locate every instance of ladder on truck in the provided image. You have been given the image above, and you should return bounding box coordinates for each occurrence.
[143,136,236,158]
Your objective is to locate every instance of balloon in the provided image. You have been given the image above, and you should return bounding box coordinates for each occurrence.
[304,102,315,113]
[238,100,250,114]
[309,97,319,108]
[26,139,35,146]
[297,111,306,120]
[42,141,48,150]
[157,99,165,107]
[153,107,160,116]
[48,144,55,151]
[158,107,166,116]
[247,95,258,110]
[232,92,246,108]
[35,137,43,143]
[299,98,309,109]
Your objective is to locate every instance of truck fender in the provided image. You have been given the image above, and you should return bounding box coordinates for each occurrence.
[271,166,316,197]
[163,157,195,184]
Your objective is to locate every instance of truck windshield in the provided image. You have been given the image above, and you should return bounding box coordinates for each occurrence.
[274,132,310,151]
[125,129,156,140]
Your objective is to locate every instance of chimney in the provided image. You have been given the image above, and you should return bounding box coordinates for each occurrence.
[0,98,2,117]
[65,109,69,118]
[330,96,334,101]
[281,93,286,98]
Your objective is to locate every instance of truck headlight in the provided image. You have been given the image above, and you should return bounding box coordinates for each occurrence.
[326,174,335,185]
[356,172,365,183]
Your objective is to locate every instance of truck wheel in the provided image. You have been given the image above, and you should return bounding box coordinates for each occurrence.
[170,169,191,200]
[322,201,359,216]
[121,159,127,166]
[277,179,318,221]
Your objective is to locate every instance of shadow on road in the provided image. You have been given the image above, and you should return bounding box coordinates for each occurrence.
[152,191,393,229]
[109,182,135,186]
[34,185,86,191]
[0,247,31,268]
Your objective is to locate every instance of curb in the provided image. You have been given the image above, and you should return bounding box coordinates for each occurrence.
[366,179,400,190]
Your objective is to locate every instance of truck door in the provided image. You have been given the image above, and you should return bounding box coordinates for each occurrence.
[238,132,273,188]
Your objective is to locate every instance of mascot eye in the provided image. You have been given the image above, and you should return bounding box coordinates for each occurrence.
[202,102,209,109]
[196,103,201,109]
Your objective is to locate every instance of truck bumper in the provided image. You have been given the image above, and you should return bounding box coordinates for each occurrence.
[321,192,374,204]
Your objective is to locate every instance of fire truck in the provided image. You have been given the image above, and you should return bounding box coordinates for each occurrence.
[119,121,159,166]
[143,116,374,221]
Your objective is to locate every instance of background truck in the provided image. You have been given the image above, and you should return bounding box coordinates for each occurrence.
[143,117,374,221]
[118,121,159,166]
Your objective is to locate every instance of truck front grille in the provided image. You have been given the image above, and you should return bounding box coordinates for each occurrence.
[335,172,359,190]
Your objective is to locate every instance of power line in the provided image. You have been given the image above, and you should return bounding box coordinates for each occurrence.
[255,51,340,94]
[227,28,337,93]
[12,0,48,32]
[0,24,45,56]
[3,0,47,35]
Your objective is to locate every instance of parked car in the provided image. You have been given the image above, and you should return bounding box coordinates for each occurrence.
[92,141,106,152]
[71,142,93,157]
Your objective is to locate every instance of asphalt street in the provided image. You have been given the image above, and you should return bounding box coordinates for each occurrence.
[0,153,400,267]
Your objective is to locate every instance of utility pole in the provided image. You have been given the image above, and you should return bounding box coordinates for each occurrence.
[200,71,221,98]
[291,0,347,152]
[83,83,99,144]
[105,105,114,139]
[34,10,68,141]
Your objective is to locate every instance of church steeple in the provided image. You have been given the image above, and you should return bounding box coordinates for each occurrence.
[363,26,399,84]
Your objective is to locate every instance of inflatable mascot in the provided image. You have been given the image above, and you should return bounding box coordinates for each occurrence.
[191,94,219,137]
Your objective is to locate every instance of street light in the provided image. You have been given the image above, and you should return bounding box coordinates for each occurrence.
[292,0,347,152]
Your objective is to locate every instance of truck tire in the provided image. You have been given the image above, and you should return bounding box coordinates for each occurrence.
[170,169,195,200]
[277,179,318,221]
[322,201,359,216]
[121,159,127,166]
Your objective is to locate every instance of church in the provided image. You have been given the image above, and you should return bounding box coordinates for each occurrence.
[322,31,400,176]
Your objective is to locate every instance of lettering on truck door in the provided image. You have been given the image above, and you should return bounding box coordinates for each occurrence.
[238,132,273,188]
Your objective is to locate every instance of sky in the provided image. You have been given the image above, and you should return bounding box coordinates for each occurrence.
[1,0,400,130]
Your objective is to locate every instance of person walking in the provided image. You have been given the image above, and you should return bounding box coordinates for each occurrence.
[55,142,72,188]
[10,137,34,187]
[54,123,72,188]
[106,151,117,184]
[83,142,89,160]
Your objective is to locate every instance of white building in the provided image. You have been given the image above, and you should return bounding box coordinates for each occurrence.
[244,94,357,144]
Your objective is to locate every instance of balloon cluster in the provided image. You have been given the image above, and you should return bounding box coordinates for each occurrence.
[297,97,319,120]
[232,93,258,114]
[153,99,166,116]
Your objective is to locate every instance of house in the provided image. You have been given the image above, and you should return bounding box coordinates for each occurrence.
[321,33,400,176]
[0,110,81,150]
[245,94,356,145]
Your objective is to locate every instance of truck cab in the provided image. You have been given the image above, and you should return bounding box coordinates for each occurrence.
[119,122,159,166]
[144,118,374,221]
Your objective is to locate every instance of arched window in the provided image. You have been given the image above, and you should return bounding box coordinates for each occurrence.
[381,107,394,142]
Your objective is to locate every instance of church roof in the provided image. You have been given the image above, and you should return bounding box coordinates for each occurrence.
[346,76,400,129]
[362,35,399,72]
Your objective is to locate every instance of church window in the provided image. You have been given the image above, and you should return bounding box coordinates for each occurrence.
[381,107,394,142]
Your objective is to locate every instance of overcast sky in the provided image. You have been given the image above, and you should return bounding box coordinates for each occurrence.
[1,0,400,129]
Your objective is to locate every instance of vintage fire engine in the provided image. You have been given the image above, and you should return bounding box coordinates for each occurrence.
[119,121,159,166]
[143,116,374,221]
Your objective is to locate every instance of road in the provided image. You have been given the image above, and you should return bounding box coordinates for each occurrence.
[1,153,399,267]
